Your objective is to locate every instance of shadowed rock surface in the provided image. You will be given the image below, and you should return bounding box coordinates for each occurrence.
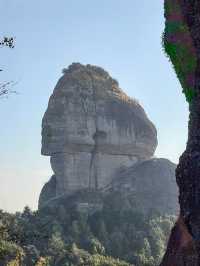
[108,158,179,215]
[160,0,200,264]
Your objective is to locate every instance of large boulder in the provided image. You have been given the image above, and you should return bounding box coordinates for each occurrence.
[109,158,179,215]
[39,63,158,207]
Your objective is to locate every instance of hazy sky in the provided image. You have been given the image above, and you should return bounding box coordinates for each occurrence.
[0,0,188,213]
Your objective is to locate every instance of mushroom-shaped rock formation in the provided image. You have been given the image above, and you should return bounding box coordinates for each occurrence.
[39,63,158,208]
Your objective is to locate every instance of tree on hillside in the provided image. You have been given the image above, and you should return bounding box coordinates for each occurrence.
[0,36,16,97]
[160,0,200,265]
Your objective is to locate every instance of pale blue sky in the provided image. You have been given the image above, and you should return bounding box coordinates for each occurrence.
[0,0,188,212]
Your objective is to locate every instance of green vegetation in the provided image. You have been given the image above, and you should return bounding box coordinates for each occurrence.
[0,193,175,266]
[163,0,197,103]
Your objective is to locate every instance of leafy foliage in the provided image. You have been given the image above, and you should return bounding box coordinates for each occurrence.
[0,191,175,266]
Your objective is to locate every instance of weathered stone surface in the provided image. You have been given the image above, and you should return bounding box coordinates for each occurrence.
[108,158,178,215]
[39,158,178,215]
[40,63,158,206]
[161,1,200,264]
[38,175,56,209]
[160,217,198,266]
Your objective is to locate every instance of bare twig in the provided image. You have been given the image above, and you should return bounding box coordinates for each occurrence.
[0,36,16,98]
[0,81,17,98]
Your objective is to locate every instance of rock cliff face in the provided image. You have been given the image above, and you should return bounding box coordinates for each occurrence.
[39,63,177,214]
[109,158,178,215]
[40,63,158,206]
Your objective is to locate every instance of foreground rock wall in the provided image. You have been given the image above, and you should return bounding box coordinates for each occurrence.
[161,0,200,264]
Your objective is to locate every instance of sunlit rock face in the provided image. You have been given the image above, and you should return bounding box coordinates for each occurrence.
[39,63,157,207]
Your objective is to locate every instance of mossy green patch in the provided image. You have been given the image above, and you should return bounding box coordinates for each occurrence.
[164,1,179,17]
[183,88,197,103]
[165,21,187,34]
[163,0,197,103]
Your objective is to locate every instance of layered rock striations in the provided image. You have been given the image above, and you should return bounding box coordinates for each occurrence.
[39,63,177,213]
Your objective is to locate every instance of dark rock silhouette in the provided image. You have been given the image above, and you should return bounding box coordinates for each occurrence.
[161,0,200,264]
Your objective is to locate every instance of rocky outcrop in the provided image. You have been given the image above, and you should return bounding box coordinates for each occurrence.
[160,217,198,266]
[38,175,56,209]
[108,158,179,215]
[39,158,179,215]
[40,63,158,207]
